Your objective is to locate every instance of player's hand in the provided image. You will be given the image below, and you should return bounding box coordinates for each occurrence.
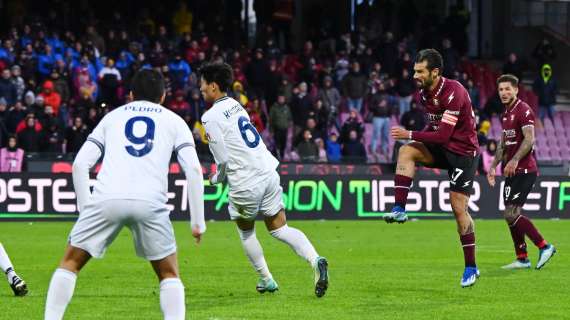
[191,227,203,245]
[504,160,518,177]
[487,167,496,187]
[391,127,411,140]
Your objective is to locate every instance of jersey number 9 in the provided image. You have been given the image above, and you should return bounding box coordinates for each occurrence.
[238,116,260,148]
[125,116,155,157]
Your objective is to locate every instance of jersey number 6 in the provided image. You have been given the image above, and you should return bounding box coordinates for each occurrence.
[125,116,155,157]
[238,116,260,148]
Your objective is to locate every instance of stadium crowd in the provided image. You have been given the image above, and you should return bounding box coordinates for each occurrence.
[0,1,556,172]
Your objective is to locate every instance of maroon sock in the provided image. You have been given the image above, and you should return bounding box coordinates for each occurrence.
[394,174,413,208]
[508,220,528,260]
[515,215,547,249]
[460,232,476,267]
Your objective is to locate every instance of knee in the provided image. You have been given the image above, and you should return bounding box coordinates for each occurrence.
[398,145,416,161]
[503,207,520,224]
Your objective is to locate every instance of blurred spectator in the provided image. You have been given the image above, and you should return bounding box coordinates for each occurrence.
[50,70,71,105]
[277,75,294,103]
[296,129,319,162]
[400,101,426,131]
[246,98,265,133]
[17,115,43,152]
[310,99,329,136]
[533,38,556,68]
[483,94,503,118]
[441,38,459,78]
[73,87,96,120]
[477,119,491,146]
[39,80,62,115]
[169,90,190,116]
[326,133,341,163]
[315,138,327,163]
[368,94,391,159]
[341,129,366,163]
[377,32,398,76]
[37,44,56,80]
[6,101,27,134]
[246,48,271,99]
[269,94,292,159]
[290,82,312,133]
[339,109,364,143]
[98,58,122,107]
[342,61,368,113]
[84,107,101,132]
[232,81,249,106]
[0,135,24,172]
[168,53,191,90]
[0,100,7,146]
[502,53,523,81]
[173,2,193,35]
[64,116,88,153]
[318,75,341,126]
[0,69,17,106]
[10,65,25,102]
[43,121,63,153]
[397,68,415,116]
[480,139,502,175]
[533,64,558,124]
[466,79,480,111]
[188,88,205,122]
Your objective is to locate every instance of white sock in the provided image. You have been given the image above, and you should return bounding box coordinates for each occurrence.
[160,278,185,320]
[237,227,272,280]
[270,225,319,266]
[0,243,17,283]
[45,268,77,320]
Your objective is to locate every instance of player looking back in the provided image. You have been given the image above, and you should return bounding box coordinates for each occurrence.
[487,74,556,270]
[44,69,206,320]
[388,49,481,287]
[199,62,329,297]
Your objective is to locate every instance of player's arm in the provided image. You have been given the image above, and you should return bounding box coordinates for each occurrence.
[203,120,229,185]
[487,134,505,186]
[391,110,457,144]
[72,138,103,212]
[176,144,206,238]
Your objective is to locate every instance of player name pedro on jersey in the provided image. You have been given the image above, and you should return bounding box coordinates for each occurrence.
[124,105,163,113]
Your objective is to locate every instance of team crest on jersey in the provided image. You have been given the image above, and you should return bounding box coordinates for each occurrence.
[503,117,507,122]
[433,98,439,106]
[511,115,515,121]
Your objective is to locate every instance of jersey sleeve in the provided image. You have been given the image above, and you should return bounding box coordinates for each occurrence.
[519,105,536,129]
[173,117,195,154]
[202,116,229,184]
[86,115,107,154]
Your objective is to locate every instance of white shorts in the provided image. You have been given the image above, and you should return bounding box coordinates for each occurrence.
[228,170,284,221]
[69,199,176,261]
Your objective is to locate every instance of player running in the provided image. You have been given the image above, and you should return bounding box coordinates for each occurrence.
[199,62,329,297]
[44,69,205,320]
[0,242,27,296]
[388,49,480,287]
[487,74,556,270]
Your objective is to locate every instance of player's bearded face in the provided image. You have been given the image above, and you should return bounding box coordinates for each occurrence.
[413,62,436,90]
[498,83,517,105]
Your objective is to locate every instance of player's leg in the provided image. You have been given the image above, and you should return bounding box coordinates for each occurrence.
[450,191,479,287]
[386,142,435,223]
[265,211,329,297]
[45,200,122,320]
[0,242,27,296]
[261,170,328,297]
[501,205,531,269]
[127,199,185,320]
[150,254,185,320]
[45,245,91,320]
[235,218,277,293]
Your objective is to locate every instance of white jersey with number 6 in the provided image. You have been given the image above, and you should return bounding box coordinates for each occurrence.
[201,96,279,190]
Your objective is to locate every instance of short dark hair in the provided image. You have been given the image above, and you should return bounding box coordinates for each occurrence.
[496,74,519,87]
[415,49,444,75]
[131,69,165,103]
[199,62,233,93]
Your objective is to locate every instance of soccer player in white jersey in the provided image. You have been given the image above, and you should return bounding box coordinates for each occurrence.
[0,242,28,296]
[44,70,206,320]
[199,62,329,297]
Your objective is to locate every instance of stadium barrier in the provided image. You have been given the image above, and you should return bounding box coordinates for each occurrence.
[1,173,569,220]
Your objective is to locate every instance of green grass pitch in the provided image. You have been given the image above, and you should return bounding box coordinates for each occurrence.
[1,220,569,319]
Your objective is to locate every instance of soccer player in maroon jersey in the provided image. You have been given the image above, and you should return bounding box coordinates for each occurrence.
[487,74,556,270]
[388,49,480,287]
